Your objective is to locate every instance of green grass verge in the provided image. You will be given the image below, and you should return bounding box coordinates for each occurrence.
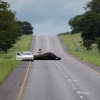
[0,35,32,84]
[61,34,100,66]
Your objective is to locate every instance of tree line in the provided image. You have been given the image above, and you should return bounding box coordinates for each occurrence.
[0,0,34,53]
[68,0,100,51]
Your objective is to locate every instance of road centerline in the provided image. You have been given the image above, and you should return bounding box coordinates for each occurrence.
[17,62,32,100]
[17,36,37,100]
[46,36,50,51]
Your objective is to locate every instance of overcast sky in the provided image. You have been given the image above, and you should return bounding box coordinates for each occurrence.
[5,0,91,36]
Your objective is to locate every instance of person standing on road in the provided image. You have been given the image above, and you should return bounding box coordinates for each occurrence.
[38,49,41,55]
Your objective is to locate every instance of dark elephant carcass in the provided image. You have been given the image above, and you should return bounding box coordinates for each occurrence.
[34,52,61,60]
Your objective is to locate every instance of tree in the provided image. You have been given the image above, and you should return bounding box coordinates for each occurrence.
[17,21,34,35]
[80,12,100,40]
[17,21,23,36]
[68,15,84,33]
[85,0,100,13]
[0,0,19,53]
[82,39,93,50]
[68,0,100,50]
[96,38,100,52]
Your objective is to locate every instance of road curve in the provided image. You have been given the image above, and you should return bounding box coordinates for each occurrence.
[18,36,100,100]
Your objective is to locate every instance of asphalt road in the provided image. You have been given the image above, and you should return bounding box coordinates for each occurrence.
[0,36,100,100]
[20,36,100,100]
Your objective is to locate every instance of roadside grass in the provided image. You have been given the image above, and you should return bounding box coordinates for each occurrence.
[0,35,32,84]
[61,34,100,66]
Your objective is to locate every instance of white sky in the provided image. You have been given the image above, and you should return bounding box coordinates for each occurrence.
[5,0,91,36]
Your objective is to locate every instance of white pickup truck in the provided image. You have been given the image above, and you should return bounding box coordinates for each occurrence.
[16,51,34,62]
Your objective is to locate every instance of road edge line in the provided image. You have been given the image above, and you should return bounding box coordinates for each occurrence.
[57,36,100,76]
[17,62,31,100]
[17,36,37,100]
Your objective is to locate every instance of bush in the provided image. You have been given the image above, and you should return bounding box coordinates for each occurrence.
[96,37,100,52]
[83,39,93,50]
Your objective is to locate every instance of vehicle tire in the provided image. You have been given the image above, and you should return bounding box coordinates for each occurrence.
[31,59,34,62]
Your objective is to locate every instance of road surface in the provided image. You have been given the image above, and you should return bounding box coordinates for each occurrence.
[18,36,100,100]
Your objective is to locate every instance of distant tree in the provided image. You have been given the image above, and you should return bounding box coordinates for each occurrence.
[18,21,34,35]
[68,15,83,34]
[57,32,71,35]
[17,21,23,36]
[16,25,23,36]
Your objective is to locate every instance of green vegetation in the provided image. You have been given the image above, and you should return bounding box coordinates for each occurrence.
[17,21,34,35]
[68,0,100,50]
[0,0,33,84]
[0,35,32,84]
[61,34,100,66]
[59,0,100,67]
[0,0,34,53]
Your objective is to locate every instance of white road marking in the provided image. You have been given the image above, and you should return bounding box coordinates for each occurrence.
[57,37,93,98]
[80,96,84,98]
[54,61,90,99]
[46,37,50,51]
[54,61,68,79]
[68,79,78,82]
[72,84,77,89]
[77,91,90,94]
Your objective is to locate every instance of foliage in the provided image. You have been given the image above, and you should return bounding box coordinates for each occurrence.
[68,15,83,34]
[17,21,34,35]
[0,35,32,84]
[68,0,100,51]
[83,39,93,50]
[57,31,71,35]
[61,34,100,66]
[0,0,20,53]
[85,0,100,13]
[80,12,100,38]
[96,37,100,52]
